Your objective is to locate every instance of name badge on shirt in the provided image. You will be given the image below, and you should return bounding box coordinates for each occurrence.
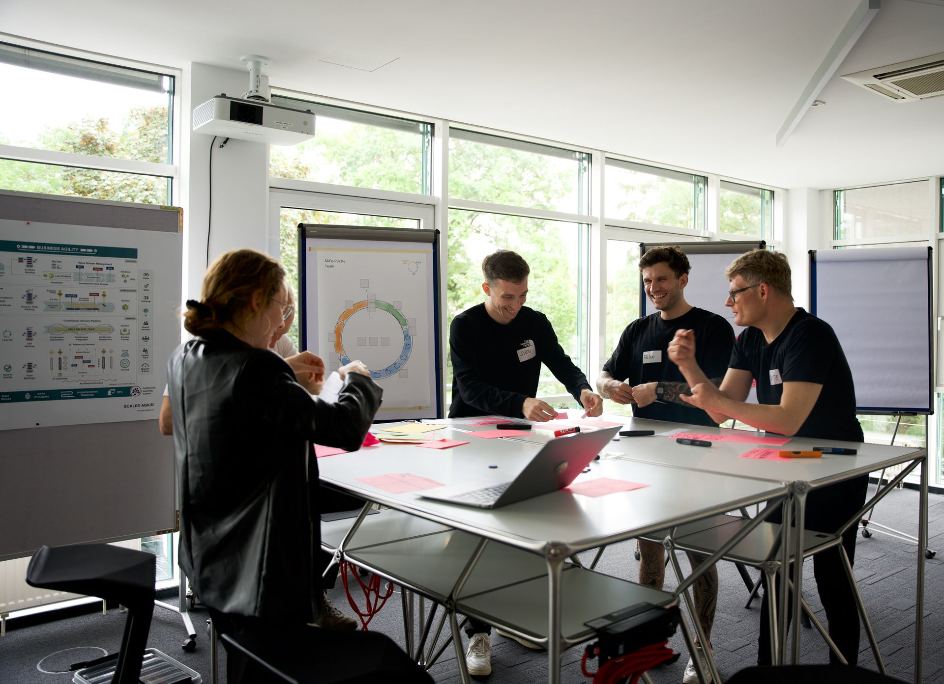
[769,369,783,386]
[517,339,536,362]
[642,350,662,364]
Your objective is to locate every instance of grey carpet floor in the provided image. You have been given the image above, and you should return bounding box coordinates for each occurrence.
[0,484,940,683]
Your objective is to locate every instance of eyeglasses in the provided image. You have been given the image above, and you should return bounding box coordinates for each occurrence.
[726,283,760,302]
[272,299,294,322]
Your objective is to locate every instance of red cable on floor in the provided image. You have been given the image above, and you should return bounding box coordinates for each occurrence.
[581,640,677,684]
[339,560,395,631]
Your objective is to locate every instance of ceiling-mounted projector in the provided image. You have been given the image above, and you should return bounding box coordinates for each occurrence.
[193,94,314,145]
[192,55,314,145]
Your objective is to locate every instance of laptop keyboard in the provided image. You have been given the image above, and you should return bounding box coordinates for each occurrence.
[455,482,511,504]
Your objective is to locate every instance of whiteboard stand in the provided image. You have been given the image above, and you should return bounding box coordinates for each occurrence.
[154,572,198,651]
[810,247,934,563]
[858,414,936,559]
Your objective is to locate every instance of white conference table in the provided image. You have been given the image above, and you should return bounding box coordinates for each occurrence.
[443,414,928,679]
[318,425,789,684]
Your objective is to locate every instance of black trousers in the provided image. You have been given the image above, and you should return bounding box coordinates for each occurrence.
[757,475,869,666]
[210,610,432,684]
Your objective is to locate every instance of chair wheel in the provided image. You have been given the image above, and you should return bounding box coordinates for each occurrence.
[926,549,936,559]
[861,528,872,538]
[182,636,197,652]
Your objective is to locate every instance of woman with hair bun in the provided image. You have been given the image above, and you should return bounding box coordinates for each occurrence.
[167,249,429,683]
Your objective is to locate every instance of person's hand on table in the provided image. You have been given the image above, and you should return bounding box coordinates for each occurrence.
[523,397,557,422]
[580,389,603,417]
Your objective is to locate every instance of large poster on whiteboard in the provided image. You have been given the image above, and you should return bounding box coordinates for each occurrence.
[300,225,442,420]
[0,220,181,429]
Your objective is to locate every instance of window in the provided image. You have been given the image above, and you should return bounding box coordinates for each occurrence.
[270,97,431,195]
[834,180,931,242]
[601,239,642,417]
[447,130,590,405]
[0,42,175,205]
[605,159,706,230]
[449,130,589,213]
[719,181,773,239]
[0,159,171,204]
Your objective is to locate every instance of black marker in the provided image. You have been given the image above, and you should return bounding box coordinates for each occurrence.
[676,438,712,447]
[620,429,655,437]
[812,446,857,455]
[496,423,531,430]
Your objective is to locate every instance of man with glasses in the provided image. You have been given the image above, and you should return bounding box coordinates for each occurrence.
[596,245,734,684]
[667,249,866,667]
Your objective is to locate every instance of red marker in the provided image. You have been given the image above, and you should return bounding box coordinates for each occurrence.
[553,426,580,438]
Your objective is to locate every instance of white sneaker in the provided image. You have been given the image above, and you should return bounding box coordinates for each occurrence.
[682,645,714,684]
[495,627,543,651]
[465,632,492,677]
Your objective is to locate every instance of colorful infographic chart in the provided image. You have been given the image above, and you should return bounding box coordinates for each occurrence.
[0,221,180,429]
[301,228,440,420]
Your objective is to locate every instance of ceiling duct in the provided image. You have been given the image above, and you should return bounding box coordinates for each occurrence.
[842,51,944,101]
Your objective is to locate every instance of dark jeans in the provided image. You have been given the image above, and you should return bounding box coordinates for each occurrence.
[757,475,869,666]
[209,610,432,684]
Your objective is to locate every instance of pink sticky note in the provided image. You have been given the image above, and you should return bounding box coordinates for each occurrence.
[554,411,569,419]
[417,439,469,450]
[740,448,791,461]
[579,418,624,429]
[314,444,349,458]
[362,432,381,447]
[357,473,444,493]
[473,417,511,426]
[471,429,532,439]
[567,478,649,497]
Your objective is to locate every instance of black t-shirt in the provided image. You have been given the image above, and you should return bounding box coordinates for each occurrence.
[448,303,592,418]
[602,307,734,426]
[730,308,863,442]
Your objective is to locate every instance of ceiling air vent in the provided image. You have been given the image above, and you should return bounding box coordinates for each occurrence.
[841,52,944,101]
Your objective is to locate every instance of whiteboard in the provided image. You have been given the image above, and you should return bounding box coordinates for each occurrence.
[810,247,932,414]
[299,225,442,420]
[0,190,179,560]
[640,240,765,336]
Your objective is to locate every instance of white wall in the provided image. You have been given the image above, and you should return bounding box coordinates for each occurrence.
[782,188,828,309]
[183,63,270,301]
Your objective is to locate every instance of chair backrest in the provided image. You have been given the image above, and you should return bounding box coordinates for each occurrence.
[726,664,908,684]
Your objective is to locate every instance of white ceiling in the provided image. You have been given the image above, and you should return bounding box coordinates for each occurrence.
[2,0,943,190]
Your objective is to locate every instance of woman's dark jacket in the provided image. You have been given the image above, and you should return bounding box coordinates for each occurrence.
[167,329,382,622]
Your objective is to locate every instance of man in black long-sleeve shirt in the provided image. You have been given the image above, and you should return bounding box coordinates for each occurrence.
[448,250,602,677]
[449,250,602,422]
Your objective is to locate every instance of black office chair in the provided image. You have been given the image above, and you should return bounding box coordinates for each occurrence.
[26,543,156,684]
[215,618,434,684]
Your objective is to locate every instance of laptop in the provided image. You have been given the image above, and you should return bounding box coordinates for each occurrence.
[420,426,620,509]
